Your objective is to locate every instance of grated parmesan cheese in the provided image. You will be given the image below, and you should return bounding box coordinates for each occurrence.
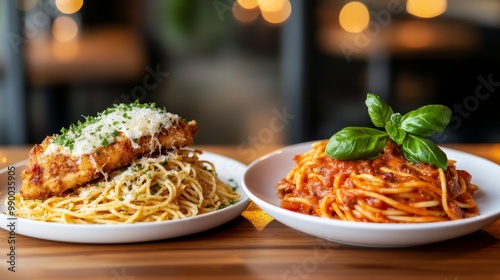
[43,102,179,157]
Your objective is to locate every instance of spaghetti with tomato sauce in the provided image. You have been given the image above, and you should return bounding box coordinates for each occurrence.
[276,140,479,223]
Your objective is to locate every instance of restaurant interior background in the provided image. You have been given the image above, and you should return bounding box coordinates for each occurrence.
[0,0,499,147]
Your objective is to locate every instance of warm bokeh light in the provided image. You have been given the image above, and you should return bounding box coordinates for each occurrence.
[258,0,287,12]
[237,0,259,10]
[52,16,79,42]
[339,1,370,33]
[233,2,260,24]
[55,0,84,14]
[234,0,292,25]
[407,0,447,18]
[260,0,291,24]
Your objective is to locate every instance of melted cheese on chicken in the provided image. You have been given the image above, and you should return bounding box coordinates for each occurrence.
[43,104,179,157]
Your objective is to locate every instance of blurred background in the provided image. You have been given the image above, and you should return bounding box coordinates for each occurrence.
[0,0,499,146]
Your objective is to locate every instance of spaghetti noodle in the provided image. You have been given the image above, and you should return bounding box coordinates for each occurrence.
[12,149,240,224]
[276,140,479,223]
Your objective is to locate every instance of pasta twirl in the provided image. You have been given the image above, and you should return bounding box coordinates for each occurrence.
[276,140,479,223]
[12,149,240,224]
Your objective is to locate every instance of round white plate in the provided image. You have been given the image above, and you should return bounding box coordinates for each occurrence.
[242,141,500,247]
[0,152,250,244]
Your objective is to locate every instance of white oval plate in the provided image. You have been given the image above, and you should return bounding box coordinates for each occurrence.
[242,141,500,247]
[0,152,250,244]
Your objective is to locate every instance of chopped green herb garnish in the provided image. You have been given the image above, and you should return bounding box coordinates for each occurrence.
[227,178,239,191]
[150,183,161,195]
[101,138,109,147]
[51,100,174,152]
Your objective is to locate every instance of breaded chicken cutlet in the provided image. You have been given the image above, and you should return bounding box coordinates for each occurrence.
[20,102,198,201]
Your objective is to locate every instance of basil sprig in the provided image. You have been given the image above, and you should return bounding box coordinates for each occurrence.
[325,93,452,170]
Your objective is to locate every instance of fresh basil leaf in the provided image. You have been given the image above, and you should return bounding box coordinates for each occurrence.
[400,105,452,137]
[325,127,388,160]
[401,134,448,170]
[365,93,393,128]
[385,113,406,145]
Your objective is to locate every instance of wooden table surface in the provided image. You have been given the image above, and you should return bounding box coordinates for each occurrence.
[1,143,500,279]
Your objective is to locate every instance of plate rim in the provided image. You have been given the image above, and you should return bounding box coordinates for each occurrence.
[242,140,500,246]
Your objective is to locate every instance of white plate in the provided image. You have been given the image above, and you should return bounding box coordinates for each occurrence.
[242,141,500,247]
[0,152,250,243]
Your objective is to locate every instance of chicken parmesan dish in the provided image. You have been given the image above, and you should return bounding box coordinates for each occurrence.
[10,101,240,224]
[276,94,479,223]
